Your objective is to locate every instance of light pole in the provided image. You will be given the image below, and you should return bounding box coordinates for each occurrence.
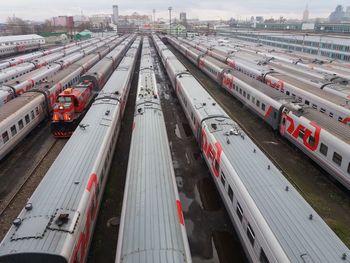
[168,6,172,35]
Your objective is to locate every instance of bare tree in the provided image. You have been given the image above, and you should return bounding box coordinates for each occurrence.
[6,17,31,35]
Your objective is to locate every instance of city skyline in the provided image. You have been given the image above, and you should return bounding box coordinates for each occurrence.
[1,0,349,22]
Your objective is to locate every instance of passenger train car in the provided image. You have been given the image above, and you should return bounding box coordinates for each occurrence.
[0,36,140,263]
[177,37,350,126]
[0,37,125,160]
[153,34,350,263]
[0,36,120,106]
[167,36,350,190]
[115,37,192,263]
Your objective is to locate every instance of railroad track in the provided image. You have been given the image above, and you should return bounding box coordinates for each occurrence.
[0,139,59,217]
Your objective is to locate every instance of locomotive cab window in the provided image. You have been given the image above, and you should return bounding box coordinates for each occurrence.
[31,110,35,120]
[332,152,342,166]
[308,135,315,146]
[320,143,328,156]
[261,103,265,111]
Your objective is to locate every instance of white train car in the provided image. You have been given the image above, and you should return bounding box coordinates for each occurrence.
[115,37,191,263]
[0,36,130,161]
[153,34,350,263]
[167,36,350,189]
[178,37,350,125]
[0,36,140,263]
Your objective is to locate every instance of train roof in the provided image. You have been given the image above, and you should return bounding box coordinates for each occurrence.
[0,47,132,259]
[197,50,350,143]
[117,39,189,262]
[0,34,44,44]
[205,117,350,262]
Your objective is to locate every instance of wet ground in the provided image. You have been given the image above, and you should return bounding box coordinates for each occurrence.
[166,42,350,247]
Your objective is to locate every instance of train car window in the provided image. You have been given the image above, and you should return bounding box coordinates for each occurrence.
[329,112,334,117]
[247,223,255,246]
[256,100,260,107]
[338,117,343,122]
[247,94,250,100]
[298,130,305,139]
[261,103,265,111]
[286,91,290,95]
[228,186,233,202]
[18,120,24,130]
[320,143,328,156]
[308,136,315,146]
[305,100,310,105]
[260,249,270,263]
[347,163,350,174]
[252,97,255,103]
[11,125,17,136]
[332,152,342,166]
[236,202,243,222]
[31,110,35,120]
[25,114,30,124]
[35,107,39,115]
[243,91,246,97]
[2,131,9,143]
[312,104,317,109]
[239,88,242,94]
[320,108,326,113]
[221,172,226,186]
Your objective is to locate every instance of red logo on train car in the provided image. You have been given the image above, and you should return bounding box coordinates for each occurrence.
[71,173,99,263]
[281,114,321,151]
[201,128,223,177]
[265,78,284,91]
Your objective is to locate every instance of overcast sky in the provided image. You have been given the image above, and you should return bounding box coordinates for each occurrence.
[0,1,348,22]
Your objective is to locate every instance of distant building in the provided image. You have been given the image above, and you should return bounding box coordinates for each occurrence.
[89,14,112,29]
[73,15,90,27]
[180,12,187,24]
[52,16,74,28]
[256,16,264,23]
[118,12,151,26]
[113,5,119,24]
[329,5,348,23]
[302,5,309,22]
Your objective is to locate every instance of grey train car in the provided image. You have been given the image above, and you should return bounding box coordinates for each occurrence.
[0,36,140,263]
[115,37,192,263]
[153,34,350,263]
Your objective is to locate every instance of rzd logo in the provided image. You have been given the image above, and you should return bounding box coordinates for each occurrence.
[281,114,321,151]
[201,128,223,177]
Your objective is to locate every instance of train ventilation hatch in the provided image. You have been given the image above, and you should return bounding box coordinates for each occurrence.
[300,253,314,263]
[11,215,51,241]
[48,209,80,233]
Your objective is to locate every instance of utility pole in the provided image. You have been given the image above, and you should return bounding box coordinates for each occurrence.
[153,9,156,31]
[168,6,172,35]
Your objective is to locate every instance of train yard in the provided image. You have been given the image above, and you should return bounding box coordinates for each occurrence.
[0,33,349,263]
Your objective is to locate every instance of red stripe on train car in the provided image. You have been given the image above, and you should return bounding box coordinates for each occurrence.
[176,200,184,225]
[264,106,273,120]
[86,173,97,192]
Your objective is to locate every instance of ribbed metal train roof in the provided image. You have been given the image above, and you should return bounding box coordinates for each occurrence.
[176,71,350,263]
[117,38,189,263]
[0,40,138,260]
[163,35,350,262]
